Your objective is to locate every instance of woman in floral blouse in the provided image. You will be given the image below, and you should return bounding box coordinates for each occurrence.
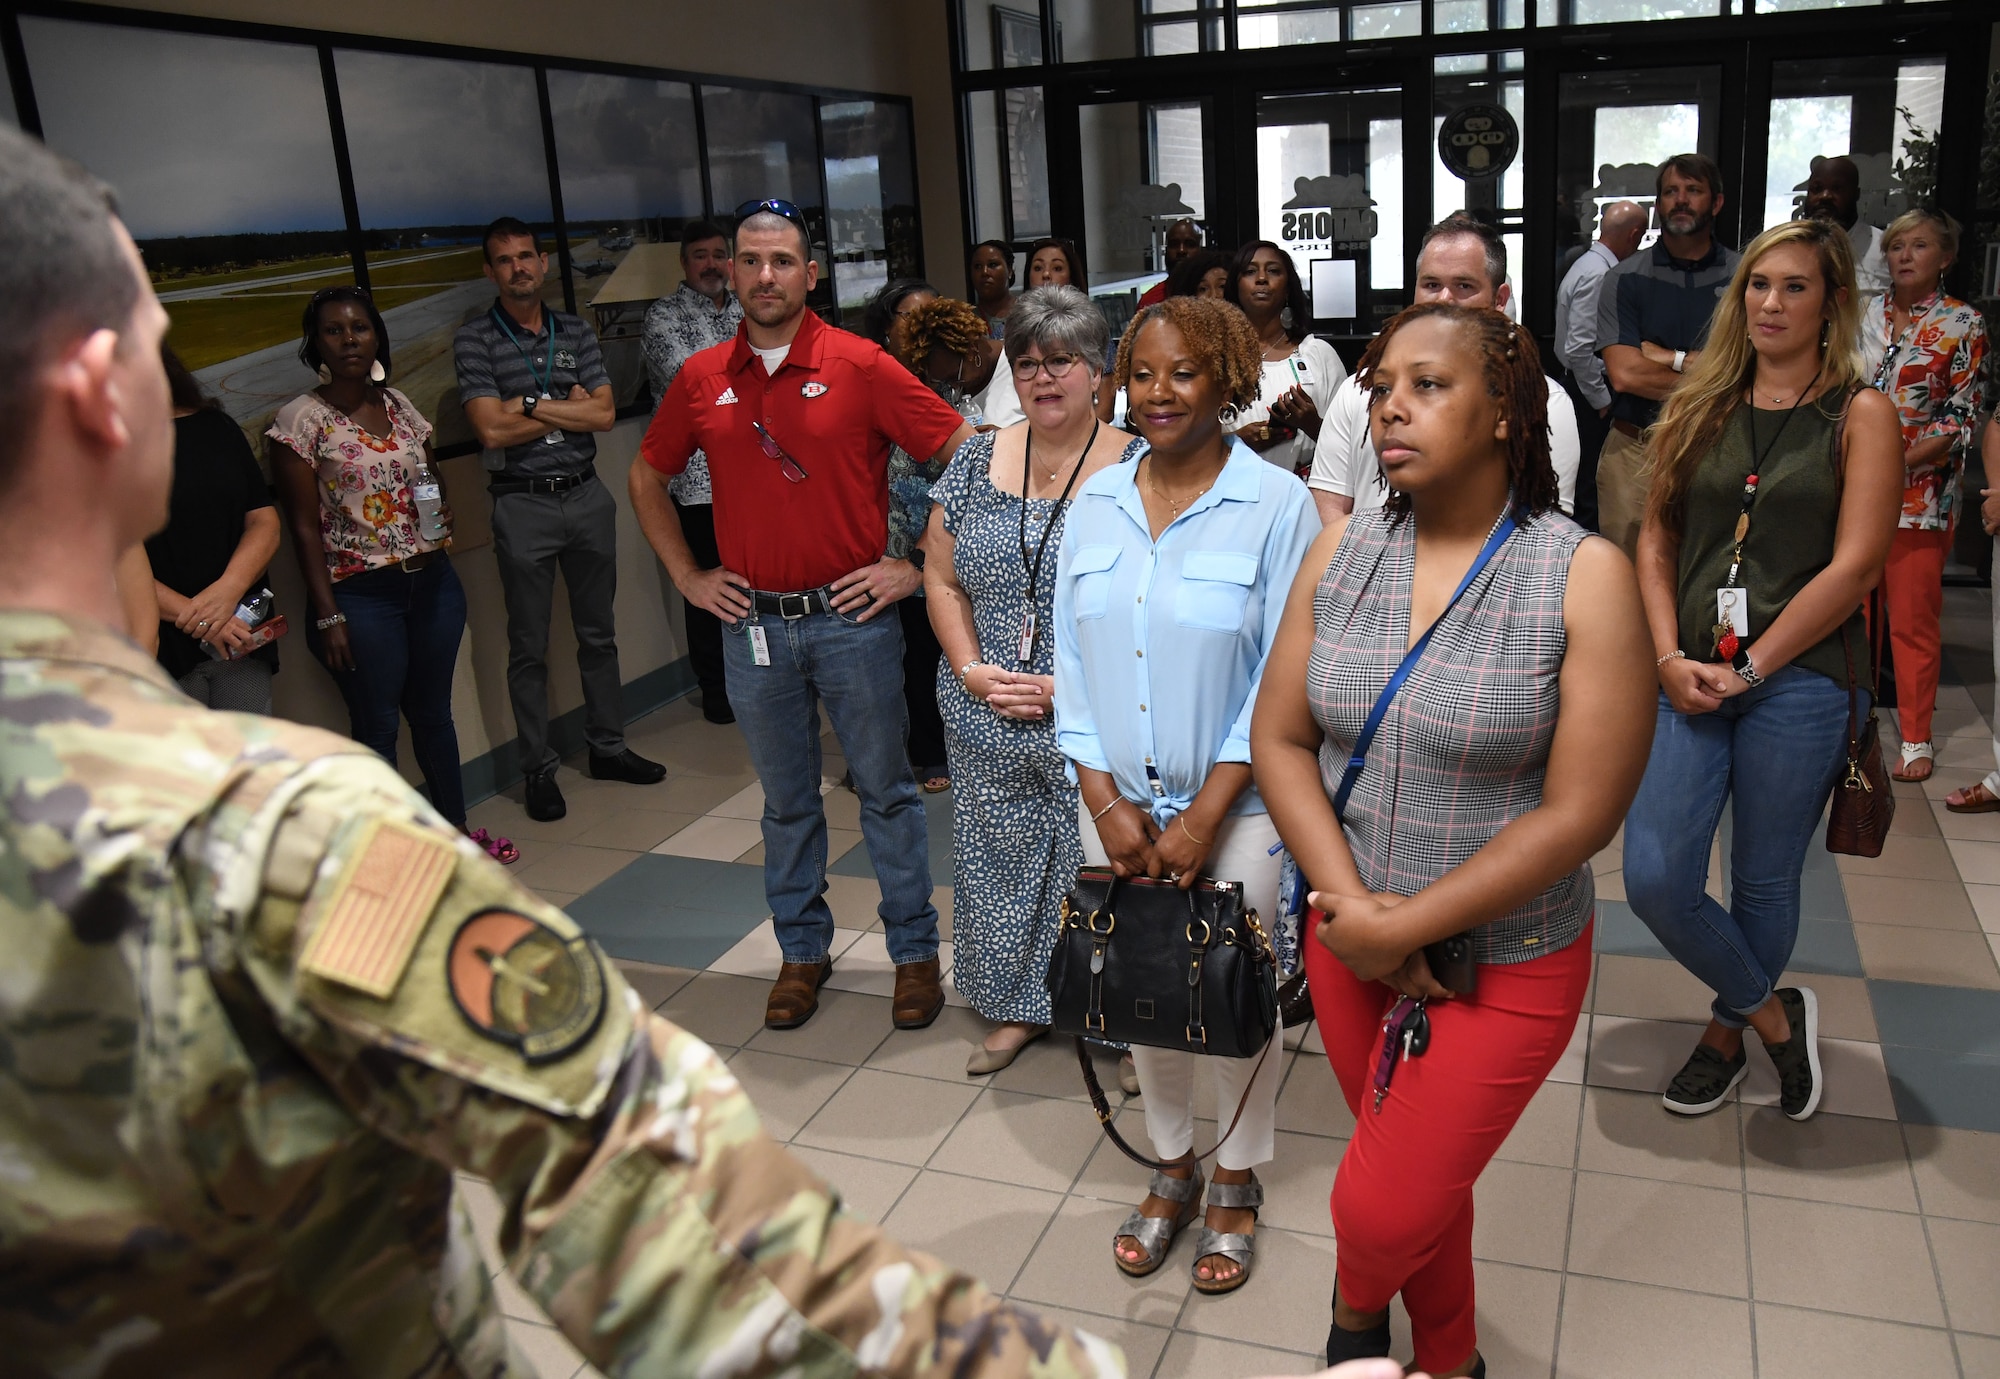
[1859,210,1988,784]
[270,287,507,860]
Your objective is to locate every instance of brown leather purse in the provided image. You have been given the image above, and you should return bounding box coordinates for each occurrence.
[1826,601,1893,857]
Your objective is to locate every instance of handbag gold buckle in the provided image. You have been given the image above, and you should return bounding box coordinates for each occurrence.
[1088,908,1116,936]
[1186,917,1212,946]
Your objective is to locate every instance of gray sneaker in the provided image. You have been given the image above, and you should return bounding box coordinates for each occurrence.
[1761,986,1822,1121]
[1663,1042,1748,1115]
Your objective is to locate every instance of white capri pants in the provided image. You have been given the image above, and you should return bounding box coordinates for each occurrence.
[1077,800,1284,1172]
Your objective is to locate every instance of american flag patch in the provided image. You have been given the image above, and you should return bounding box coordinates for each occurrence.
[298,818,457,998]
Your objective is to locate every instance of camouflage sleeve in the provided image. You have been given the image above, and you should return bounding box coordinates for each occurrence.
[214,756,1123,1379]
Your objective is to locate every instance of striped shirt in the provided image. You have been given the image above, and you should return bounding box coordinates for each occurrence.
[1306,508,1593,964]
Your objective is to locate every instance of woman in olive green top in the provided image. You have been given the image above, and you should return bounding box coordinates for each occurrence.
[1626,219,1901,1123]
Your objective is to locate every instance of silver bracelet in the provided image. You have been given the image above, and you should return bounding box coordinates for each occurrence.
[1655,649,1685,668]
[1090,797,1121,822]
[957,659,984,684]
[315,612,347,630]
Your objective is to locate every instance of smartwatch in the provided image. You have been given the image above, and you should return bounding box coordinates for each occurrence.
[1731,648,1764,687]
[522,393,540,418]
[1671,349,1687,374]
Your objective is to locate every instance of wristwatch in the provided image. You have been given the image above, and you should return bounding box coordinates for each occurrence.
[1731,648,1764,687]
[522,393,539,418]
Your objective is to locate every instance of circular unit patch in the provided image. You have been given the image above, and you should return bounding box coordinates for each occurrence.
[447,909,605,1064]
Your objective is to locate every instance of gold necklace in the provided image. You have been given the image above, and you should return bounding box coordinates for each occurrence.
[1144,459,1214,514]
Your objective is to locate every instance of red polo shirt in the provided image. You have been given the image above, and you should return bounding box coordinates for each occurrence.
[1138,279,1168,308]
[641,310,962,593]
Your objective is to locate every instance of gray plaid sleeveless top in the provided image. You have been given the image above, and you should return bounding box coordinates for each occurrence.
[1307,509,1593,964]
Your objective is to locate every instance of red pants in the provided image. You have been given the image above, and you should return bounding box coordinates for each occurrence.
[1880,527,1951,746]
[1307,919,1592,1374]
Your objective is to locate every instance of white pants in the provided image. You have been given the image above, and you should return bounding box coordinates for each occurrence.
[1077,801,1284,1171]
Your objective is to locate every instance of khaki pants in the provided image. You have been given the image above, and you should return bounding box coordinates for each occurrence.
[1597,426,1652,560]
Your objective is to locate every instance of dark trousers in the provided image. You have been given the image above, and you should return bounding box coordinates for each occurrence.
[1561,372,1609,533]
[899,595,947,777]
[308,557,469,828]
[490,476,626,775]
[674,498,726,704]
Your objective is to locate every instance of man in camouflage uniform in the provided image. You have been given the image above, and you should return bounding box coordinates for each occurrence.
[0,124,1122,1379]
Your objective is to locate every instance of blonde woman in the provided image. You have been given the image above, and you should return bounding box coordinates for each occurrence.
[1625,220,1901,1121]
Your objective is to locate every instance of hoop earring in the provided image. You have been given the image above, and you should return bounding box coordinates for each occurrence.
[1218,403,1241,429]
[369,359,387,384]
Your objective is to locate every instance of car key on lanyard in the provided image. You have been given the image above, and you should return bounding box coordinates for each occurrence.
[1372,996,1431,1113]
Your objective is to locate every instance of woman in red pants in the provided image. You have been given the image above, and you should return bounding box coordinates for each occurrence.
[1251,303,1655,1377]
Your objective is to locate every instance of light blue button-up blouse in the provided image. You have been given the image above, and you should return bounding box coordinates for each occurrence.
[1053,440,1322,827]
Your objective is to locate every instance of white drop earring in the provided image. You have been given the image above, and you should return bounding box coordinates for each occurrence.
[369,359,387,384]
[316,363,332,384]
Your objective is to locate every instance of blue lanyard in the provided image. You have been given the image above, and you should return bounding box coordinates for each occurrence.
[491,306,555,398]
[1332,513,1519,820]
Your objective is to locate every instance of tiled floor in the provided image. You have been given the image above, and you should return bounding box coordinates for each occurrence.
[460,589,2000,1379]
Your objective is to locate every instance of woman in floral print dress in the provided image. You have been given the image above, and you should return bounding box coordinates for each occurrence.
[270,287,494,854]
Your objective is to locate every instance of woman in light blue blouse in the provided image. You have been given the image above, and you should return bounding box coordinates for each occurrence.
[1055,295,1320,1295]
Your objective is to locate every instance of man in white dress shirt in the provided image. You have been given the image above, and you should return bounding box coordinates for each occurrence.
[1555,201,1648,530]
[1800,155,1890,295]
[1308,213,1580,522]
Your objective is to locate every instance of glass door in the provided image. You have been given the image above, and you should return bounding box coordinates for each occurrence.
[1073,93,1215,343]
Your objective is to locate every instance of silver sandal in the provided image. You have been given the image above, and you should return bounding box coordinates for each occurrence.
[1191,1174,1263,1295]
[1112,1167,1204,1277]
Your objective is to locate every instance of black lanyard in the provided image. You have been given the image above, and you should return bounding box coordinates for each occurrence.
[1725,364,1824,589]
[491,306,555,398]
[1015,421,1096,663]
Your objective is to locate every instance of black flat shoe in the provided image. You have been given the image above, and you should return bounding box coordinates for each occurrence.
[701,693,735,725]
[1325,1288,1392,1365]
[524,768,566,822]
[588,748,668,784]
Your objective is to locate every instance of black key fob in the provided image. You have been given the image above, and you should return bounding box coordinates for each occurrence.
[1406,1003,1431,1058]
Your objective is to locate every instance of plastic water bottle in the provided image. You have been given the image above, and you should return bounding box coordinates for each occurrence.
[411,458,448,542]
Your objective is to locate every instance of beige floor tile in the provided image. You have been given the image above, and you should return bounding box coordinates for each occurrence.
[1921,765,1990,803]
[928,1087,1107,1193]
[455,1172,505,1270]
[1934,735,1997,770]
[644,770,763,817]
[650,813,765,861]
[1934,803,2000,843]
[1842,875,1980,930]
[721,1048,853,1141]
[534,889,580,910]
[988,1032,1108,1103]
[1590,841,1622,873]
[1274,1050,1358,1139]
[712,780,768,819]
[1752,1304,1959,1379]
[1010,1305,1171,1379]
[1746,1195,1944,1325]
[1834,835,1959,881]
[1596,867,1627,901]
[1495,1079,1583,1168]
[823,784,865,831]
[1929,1216,2000,1336]
[1255,1128,1343,1238]
[1010,1196,1193,1327]
[1585,1015,1707,1097]
[1550,1008,1591,1085]
[1473,1259,1564,1377]
[1566,1170,1747,1294]
[468,789,617,845]
[1853,923,2000,988]
[1592,954,1716,1024]
[1966,883,2000,935]
[510,843,640,895]
[1555,1275,1752,1379]
[825,873,885,930]
[794,1067,981,1166]
[1905,1124,2000,1225]
[1152,1331,1321,1378]
[505,1318,586,1379]
[1740,1035,1899,1120]
[736,828,862,867]
[493,1262,549,1322]
[1578,1085,1742,1189]
[1948,838,2000,886]
[1070,1106,1178,1204]
[1955,1330,2000,1373]
[657,971,776,1049]
[785,1145,918,1224]
[567,808,700,853]
[1775,970,1879,1042]
[612,959,695,1011]
[863,1004,996,1082]
[879,1169,1063,1290]
[711,923,865,982]
[1472,1159,1573,1270]
[1890,796,1945,837]
[1174,1225,1337,1353]
[1741,1108,1918,1211]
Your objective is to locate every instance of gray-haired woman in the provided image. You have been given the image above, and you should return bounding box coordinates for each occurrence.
[923,286,1143,1076]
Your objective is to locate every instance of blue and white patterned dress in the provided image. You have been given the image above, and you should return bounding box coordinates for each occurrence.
[932,430,1146,1022]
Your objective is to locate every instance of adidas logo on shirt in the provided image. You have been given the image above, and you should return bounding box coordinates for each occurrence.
[715,387,739,406]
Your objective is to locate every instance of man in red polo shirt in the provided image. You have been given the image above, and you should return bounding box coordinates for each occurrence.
[634,204,973,1034]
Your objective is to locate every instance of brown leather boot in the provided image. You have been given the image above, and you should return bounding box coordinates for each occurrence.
[766,959,832,1029]
[892,957,945,1030]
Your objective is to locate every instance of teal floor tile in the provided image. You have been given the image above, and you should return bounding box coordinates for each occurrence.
[1869,981,2000,1058]
[567,854,771,969]
[1881,1048,2000,1133]
[1593,899,1670,960]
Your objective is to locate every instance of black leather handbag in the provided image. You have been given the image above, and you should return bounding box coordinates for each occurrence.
[1046,866,1280,1168]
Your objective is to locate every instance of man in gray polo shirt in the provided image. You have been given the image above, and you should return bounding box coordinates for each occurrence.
[455,215,666,822]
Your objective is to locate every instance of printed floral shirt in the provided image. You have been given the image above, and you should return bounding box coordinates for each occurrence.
[1863,291,1989,532]
[641,282,743,506]
[268,387,449,581]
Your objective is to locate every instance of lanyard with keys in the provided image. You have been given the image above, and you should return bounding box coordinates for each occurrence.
[1372,996,1431,1113]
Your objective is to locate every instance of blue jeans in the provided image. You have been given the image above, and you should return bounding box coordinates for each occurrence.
[723,603,939,965]
[307,557,469,828]
[1624,666,1858,1028]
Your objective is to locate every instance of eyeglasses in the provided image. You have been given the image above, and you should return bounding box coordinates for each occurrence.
[736,198,807,227]
[1011,352,1085,381]
[751,420,810,482]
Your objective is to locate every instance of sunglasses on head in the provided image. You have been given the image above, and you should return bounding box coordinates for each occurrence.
[737,198,807,226]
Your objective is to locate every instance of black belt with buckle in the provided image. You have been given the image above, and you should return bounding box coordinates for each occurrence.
[751,587,847,619]
[489,471,595,496]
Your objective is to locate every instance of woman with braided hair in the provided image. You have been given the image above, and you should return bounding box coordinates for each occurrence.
[1252,303,1655,1376]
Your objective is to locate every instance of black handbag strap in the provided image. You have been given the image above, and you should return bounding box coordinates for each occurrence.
[1074,1035,1276,1172]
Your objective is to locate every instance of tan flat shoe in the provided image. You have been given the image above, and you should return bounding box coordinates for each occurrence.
[965,1025,1047,1076]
